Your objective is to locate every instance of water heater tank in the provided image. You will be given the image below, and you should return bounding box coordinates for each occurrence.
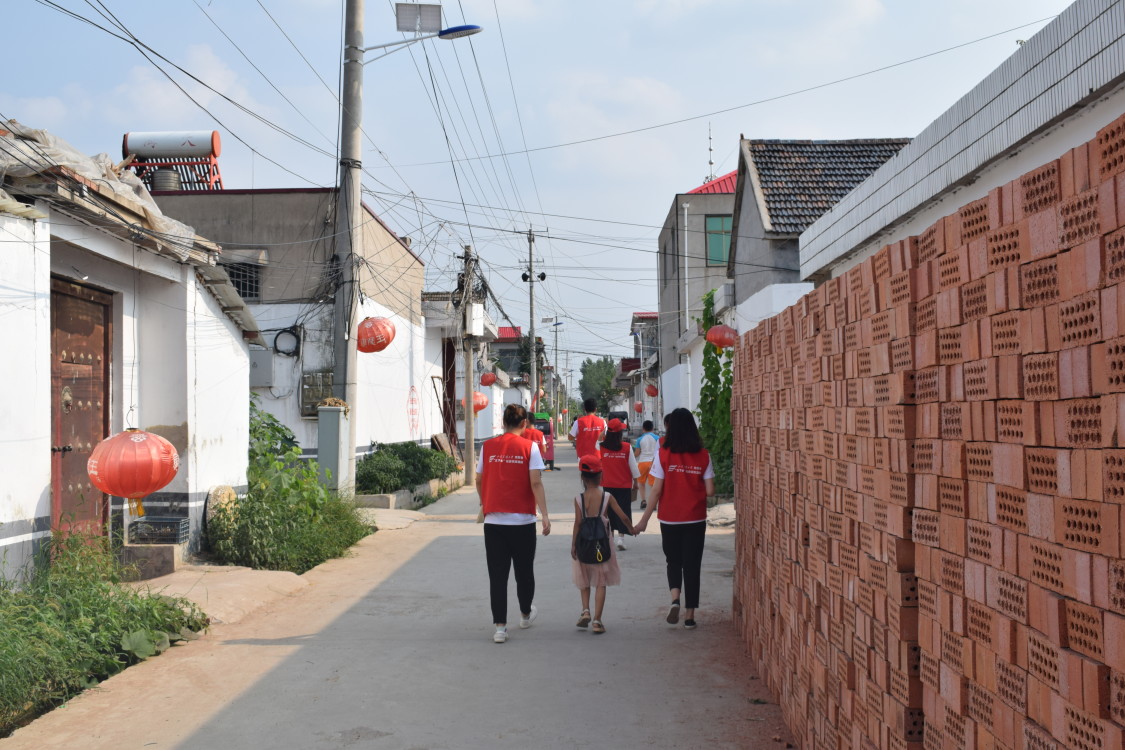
[122,131,221,159]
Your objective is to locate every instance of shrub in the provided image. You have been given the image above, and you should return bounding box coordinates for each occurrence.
[355,441,460,494]
[0,533,207,737]
[206,397,372,574]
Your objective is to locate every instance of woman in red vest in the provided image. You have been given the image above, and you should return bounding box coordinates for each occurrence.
[477,403,551,644]
[634,408,714,630]
[599,418,640,551]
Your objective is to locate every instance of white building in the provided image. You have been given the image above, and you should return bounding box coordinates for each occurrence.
[0,121,259,578]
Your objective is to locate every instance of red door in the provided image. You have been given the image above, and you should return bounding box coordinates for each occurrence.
[51,278,111,535]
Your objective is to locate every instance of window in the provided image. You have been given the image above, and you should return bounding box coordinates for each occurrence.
[705,215,732,266]
[225,262,261,301]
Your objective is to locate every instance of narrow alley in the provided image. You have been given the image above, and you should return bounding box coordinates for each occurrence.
[3,443,791,750]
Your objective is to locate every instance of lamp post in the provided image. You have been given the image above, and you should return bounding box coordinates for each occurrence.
[333,1,480,488]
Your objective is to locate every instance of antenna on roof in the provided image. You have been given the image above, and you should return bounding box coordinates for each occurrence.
[706,123,716,183]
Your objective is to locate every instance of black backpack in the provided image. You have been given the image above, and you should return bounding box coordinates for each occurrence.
[576,492,611,565]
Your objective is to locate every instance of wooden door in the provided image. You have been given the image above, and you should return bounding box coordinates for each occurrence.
[51,278,111,535]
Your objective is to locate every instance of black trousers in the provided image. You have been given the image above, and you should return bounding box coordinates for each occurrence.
[484,522,537,624]
[660,521,706,609]
[605,486,632,535]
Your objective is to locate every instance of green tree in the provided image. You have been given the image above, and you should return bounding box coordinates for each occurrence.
[696,289,734,495]
[578,356,622,414]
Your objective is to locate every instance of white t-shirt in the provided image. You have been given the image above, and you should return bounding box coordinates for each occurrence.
[477,441,545,525]
[635,432,659,462]
[649,450,715,479]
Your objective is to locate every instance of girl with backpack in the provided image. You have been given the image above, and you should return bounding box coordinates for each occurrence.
[599,418,640,551]
[634,408,715,630]
[570,454,636,634]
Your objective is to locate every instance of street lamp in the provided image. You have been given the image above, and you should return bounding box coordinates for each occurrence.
[333,1,482,490]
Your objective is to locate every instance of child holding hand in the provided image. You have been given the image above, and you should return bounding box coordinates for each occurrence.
[571,454,636,634]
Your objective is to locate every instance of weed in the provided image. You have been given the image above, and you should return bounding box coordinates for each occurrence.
[0,533,207,736]
[206,397,371,574]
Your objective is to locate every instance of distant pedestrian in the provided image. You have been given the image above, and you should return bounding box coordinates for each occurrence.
[568,398,607,460]
[477,403,552,644]
[633,419,659,509]
[571,454,636,635]
[599,418,640,551]
[634,408,714,630]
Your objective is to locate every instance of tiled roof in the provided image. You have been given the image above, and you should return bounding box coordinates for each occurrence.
[632,312,658,319]
[687,170,737,195]
[496,326,521,342]
[749,139,910,234]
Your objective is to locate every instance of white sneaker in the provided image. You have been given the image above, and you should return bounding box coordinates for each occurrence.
[493,627,508,643]
[519,605,538,629]
[616,537,626,551]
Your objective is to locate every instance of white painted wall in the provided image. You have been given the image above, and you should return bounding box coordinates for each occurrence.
[0,214,52,577]
[735,283,816,333]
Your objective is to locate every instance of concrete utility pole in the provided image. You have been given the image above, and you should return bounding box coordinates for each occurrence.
[331,0,365,487]
[527,228,537,413]
[681,201,692,410]
[462,246,476,485]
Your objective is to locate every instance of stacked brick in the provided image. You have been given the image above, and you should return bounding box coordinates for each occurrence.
[732,111,1125,750]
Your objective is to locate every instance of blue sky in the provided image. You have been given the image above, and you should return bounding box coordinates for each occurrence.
[3,0,1073,364]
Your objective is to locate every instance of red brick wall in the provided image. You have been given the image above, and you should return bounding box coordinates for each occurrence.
[732,111,1125,750]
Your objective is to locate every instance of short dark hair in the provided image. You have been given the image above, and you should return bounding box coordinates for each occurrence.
[642,420,654,431]
[502,403,528,428]
[663,407,703,453]
[581,470,602,486]
[583,397,597,413]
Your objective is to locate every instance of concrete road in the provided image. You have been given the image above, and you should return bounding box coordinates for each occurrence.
[4,442,792,750]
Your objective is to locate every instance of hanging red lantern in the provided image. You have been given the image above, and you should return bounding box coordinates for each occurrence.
[561,408,568,415]
[87,429,179,517]
[356,317,396,353]
[461,392,489,413]
[634,401,643,413]
[705,324,739,349]
[645,384,659,397]
[480,372,497,387]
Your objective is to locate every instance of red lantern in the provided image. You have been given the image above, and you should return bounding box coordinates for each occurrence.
[357,317,396,353]
[645,384,659,397]
[480,372,497,387]
[461,392,489,413]
[705,324,739,349]
[634,402,643,413]
[562,408,568,415]
[87,429,179,517]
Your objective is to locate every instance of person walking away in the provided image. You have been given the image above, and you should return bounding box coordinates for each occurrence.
[571,454,636,634]
[599,418,640,551]
[568,398,606,460]
[523,419,546,456]
[477,404,552,643]
[633,420,659,509]
[634,408,714,630]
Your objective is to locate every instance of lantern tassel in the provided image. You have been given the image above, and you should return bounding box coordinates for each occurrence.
[130,497,146,518]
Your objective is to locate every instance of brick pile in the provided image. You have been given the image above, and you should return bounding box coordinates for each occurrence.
[732,111,1125,750]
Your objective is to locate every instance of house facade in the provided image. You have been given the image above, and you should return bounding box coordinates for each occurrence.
[656,171,737,413]
[153,189,443,465]
[726,138,909,333]
[0,122,259,578]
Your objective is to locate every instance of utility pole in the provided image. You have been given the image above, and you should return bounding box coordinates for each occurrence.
[331,0,365,489]
[553,322,560,427]
[462,245,476,485]
[526,228,537,413]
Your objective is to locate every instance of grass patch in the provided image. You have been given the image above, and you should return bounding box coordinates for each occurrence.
[206,397,372,574]
[0,533,208,737]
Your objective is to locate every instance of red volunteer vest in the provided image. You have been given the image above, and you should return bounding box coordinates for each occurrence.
[600,445,633,488]
[523,427,545,450]
[479,433,536,515]
[574,415,606,458]
[656,447,710,523]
